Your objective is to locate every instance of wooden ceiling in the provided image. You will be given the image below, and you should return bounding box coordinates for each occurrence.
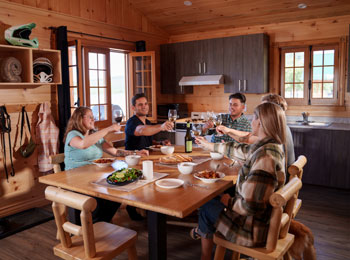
[127,0,350,35]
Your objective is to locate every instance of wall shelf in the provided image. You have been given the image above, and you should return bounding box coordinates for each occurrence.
[0,44,61,87]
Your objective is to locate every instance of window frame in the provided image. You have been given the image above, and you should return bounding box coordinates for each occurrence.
[280,41,342,107]
[83,46,112,129]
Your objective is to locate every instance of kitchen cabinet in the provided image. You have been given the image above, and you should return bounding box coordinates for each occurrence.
[160,43,184,94]
[0,44,61,87]
[128,51,157,121]
[223,33,269,93]
[291,127,350,189]
[182,38,223,76]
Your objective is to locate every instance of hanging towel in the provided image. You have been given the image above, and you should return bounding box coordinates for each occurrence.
[36,102,59,172]
[0,57,22,82]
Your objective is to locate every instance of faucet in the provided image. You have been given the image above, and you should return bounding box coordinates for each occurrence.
[301,112,309,123]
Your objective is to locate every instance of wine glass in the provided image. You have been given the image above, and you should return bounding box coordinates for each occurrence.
[114,109,124,134]
[207,111,215,129]
[214,114,223,136]
[168,109,177,132]
[192,124,202,147]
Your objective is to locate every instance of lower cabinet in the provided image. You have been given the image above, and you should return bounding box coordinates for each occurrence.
[291,128,350,189]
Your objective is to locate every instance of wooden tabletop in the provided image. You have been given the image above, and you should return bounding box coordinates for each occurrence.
[39,146,239,218]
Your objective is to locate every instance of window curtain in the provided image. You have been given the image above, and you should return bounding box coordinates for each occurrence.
[56,26,71,152]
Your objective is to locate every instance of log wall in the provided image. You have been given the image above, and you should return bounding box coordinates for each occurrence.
[0,0,168,217]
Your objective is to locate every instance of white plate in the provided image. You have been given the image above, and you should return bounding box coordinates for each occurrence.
[155,178,184,189]
[194,172,225,183]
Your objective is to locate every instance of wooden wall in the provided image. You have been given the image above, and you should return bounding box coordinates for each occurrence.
[158,15,350,119]
[0,0,168,217]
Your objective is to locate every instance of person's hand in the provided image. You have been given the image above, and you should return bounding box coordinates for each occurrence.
[162,139,171,146]
[204,120,214,130]
[194,136,211,150]
[220,194,231,207]
[136,149,149,156]
[109,123,121,133]
[216,125,228,135]
[161,121,174,131]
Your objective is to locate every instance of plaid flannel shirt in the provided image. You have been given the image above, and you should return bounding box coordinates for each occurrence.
[211,113,252,143]
[213,138,285,247]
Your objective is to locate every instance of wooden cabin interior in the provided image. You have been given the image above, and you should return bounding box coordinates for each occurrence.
[0,0,349,259]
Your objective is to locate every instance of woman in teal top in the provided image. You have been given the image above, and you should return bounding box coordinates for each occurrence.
[63,106,148,223]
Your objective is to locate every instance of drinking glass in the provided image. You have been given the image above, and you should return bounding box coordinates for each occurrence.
[114,109,124,134]
[168,109,177,132]
[192,124,202,146]
[214,114,223,136]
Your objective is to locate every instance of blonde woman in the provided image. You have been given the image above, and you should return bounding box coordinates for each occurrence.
[192,102,287,260]
[63,106,148,223]
[64,106,148,170]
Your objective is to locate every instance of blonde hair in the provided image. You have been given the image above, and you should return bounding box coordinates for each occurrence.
[254,102,287,144]
[261,94,288,111]
[63,107,92,143]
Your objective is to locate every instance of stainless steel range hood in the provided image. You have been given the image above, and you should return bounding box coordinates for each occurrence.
[179,75,224,86]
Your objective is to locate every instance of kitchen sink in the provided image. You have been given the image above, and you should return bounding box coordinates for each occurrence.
[288,121,332,127]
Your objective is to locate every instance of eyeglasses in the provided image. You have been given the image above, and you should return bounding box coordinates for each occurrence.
[84,115,95,120]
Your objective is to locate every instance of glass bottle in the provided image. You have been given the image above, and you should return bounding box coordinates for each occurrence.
[185,121,192,153]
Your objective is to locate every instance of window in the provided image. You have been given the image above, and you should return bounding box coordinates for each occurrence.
[67,41,131,127]
[281,45,339,106]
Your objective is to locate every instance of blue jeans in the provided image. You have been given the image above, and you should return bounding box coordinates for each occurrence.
[197,197,225,238]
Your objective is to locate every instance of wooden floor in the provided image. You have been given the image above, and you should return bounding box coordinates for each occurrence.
[0,184,349,260]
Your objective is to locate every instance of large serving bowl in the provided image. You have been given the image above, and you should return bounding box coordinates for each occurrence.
[210,152,224,160]
[160,146,175,155]
[125,155,141,166]
[177,162,197,175]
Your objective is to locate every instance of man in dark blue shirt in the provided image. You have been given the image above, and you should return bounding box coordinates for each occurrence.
[125,93,173,150]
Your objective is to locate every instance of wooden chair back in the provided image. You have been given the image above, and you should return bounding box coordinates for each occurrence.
[45,186,138,260]
[288,155,307,218]
[214,177,303,260]
[50,153,65,173]
[45,186,98,257]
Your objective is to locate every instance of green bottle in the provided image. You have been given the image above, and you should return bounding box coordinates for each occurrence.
[185,122,192,153]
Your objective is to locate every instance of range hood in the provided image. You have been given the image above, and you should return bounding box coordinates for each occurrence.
[179,75,224,86]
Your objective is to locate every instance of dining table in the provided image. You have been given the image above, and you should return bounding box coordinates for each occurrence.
[39,146,240,260]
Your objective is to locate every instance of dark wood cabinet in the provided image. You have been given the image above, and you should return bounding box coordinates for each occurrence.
[160,33,268,94]
[223,33,269,93]
[291,128,350,189]
[182,38,223,76]
[160,43,185,94]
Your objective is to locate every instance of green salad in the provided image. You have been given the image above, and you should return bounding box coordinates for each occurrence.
[107,168,142,183]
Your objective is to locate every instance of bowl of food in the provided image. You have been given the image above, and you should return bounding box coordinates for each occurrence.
[106,168,143,185]
[91,158,115,167]
[160,146,175,155]
[194,170,225,183]
[177,162,197,175]
[210,152,224,160]
[125,155,141,166]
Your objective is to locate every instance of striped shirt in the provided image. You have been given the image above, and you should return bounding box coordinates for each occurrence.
[211,113,252,143]
[214,138,285,247]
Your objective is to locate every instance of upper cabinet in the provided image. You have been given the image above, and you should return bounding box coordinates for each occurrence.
[0,44,61,87]
[182,38,223,76]
[160,33,269,94]
[129,51,157,121]
[224,34,269,93]
[160,43,183,94]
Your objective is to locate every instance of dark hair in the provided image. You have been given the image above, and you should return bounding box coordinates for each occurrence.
[131,93,147,106]
[229,92,246,104]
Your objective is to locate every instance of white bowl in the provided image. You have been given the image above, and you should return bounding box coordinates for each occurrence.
[177,162,197,175]
[125,155,141,166]
[210,152,224,160]
[194,171,225,183]
[160,146,175,155]
[91,158,115,167]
